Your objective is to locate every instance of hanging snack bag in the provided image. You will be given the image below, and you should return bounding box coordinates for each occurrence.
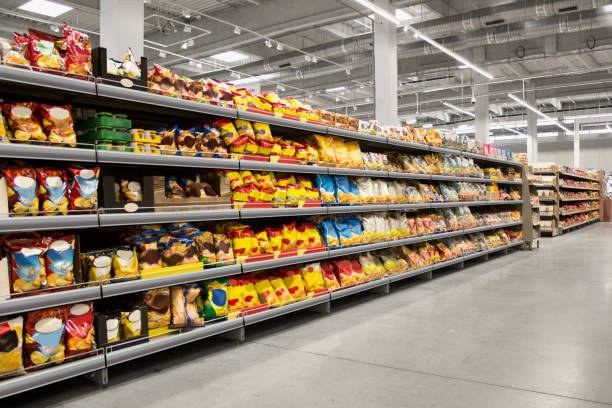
[44,235,75,288]
[143,287,171,329]
[321,261,340,290]
[253,272,279,305]
[0,316,24,376]
[281,266,307,300]
[65,303,94,357]
[69,167,100,211]
[7,238,46,294]
[227,277,245,315]
[38,104,76,145]
[28,29,64,72]
[253,122,273,142]
[300,262,325,292]
[3,168,39,216]
[268,271,294,306]
[171,284,204,328]
[215,118,240,147]
[24,307,66,369]
[199,278,228,320]
[316,174,336,203]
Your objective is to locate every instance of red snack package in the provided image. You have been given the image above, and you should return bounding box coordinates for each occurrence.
[24,307,67,369]
[2,102,46,141]
[349,258,365,284]
[265,226,283,252]
[65,302,94,358]
[38,104,76,145]
[7,237,47,294]
[69,167,100,211]
[28,29,64,72]
[13,32,31,63]
[37,168,69,215]
[281,221,297,250]
[62,24,92,77]
[43,235,75,289]
[3,167,39,216]
[321,261,340,290]
[332,259,354,287]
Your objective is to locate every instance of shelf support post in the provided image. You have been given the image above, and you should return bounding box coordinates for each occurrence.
[373,0,399,126]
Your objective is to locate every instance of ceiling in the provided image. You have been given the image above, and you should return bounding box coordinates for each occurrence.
[2,0,612,147]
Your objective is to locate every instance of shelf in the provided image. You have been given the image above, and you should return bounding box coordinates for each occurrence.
[539,213,557,217]
[388,171,432,180]
[241,250,329,273]
[430,257,464,271]
[98,209,240,227]
[0,354,105,399]
[328,242,389,258]
[560,197,600,202]
[330,278,390,300]
[538,197,557,201]
[558,185,599,191]
[97,83,238,118]
[0,286,101,317]
[243,294,330,325]
[559,171,599,182]
[388,265,433,283]
[560,207,599,216]
[239,160,327,174]
[0,65,97,95]
[327,204,389,214]
[327,127,387,144]
[0,143,96,163]
[97,150,240,170]
[328,167,388,177]
[100,264,241,298]
[240,206,328,218]
[236,109,326,133]
[105,319,243,367]
[534,184,557,189]
[0,214,99,233]
[561,218,599,231]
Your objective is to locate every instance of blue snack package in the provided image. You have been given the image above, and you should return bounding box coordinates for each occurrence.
[318,219,340,248]
[333,175,351,204]
[348,178,360,204]
[346,216,364,244]
[316,174,336,203]
[334,217,353,247]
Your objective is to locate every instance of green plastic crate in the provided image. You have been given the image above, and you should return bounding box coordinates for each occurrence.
[76,112,132,131]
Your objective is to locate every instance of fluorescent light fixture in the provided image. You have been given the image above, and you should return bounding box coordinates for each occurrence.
[405,117,417,125]
[181,42,188,50]
[186,39,194,47]
[196,62,202,69]
[265,40,272,48]
[352,0,400,25]
[211,51,248,62]
[508,93,572,133]
[234,26,241,35]
[276,43,283,51]
[497,123,526,137]
[405,26,494,80]
[564,113,612,122]
[312,56,318,63]
[395,8,412,22]
[538,131,559,138]
[457,65,468,69]
[158,51,167,58]
[442,101,475,117]
[183,25,192,33]
[423,123,433,129]
[326,86,346,93]
[18,0,72,17]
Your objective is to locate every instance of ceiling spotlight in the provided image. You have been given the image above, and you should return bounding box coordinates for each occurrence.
[158,51,167,58]
[188,60,195,66]
[403,26,408,32]
[312,56,318,63]
[277,84,286,92]
[276,43,283,51]
[49,24,60,33]
[182,10,191,19]
[183,25,192,33]
[353,105,357,112]
[187,39,194,47]
[335,97,340,102]
[181,42,188,49]
[359,84,364,89]
[265,39,272,48]
[234,26,241,35]
[305,55,312,62]
[345,68,351,75]
[196,62,202,69]
[366,97,371,102]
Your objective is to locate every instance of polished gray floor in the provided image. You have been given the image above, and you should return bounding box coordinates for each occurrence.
[7,223,612,407]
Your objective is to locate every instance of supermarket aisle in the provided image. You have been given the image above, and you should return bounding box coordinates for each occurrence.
[7,223,612,408]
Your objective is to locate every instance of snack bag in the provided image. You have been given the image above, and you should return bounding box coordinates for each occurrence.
[121,308,143,339]
[227,277,245,315]
[334,217,353,247]
[345,141,364,166]
[215,118,240,146]
[333,176,351,204]
[44,235,75,288]
[300,262,325,292]
[268,271,294,306]
[3,168,39,215]
[0,316,24,376]
[143,287,171,329]
[7,238,46,294]
[318,219,340,248]
[191,230,216,264]
[272,185,287,207]
[332,259,354,287]
[213,233,234,264]
[65,303,94,357]
[358,252,377,279]
[281,221,297,250]
[62,24,92,76]
[170,284,204,328]
[321,261,340,290]
[349,258,366,283]
[158,128,177,155]
[253,229,270,254]
[234,119,255,139]
[302,222,323,247]
[28,29,64,71]
[24,307,66,369]
[265,226,283,252]
[346,217,364,245]
[307,134,336,164]
[199,278,228,320]
[242,274,261,308]
[38,104,76,145]
[111,247,138,279]
[316,174,336,203]
[176,128,199,156]
[69,167,100,210]
[281,266,307,299]
[331,137,350,164]
[253,272,279,305]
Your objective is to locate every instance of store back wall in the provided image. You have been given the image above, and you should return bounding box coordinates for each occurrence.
[508,139,612,170]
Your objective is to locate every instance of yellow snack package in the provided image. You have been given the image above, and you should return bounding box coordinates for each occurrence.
[307,134,336,164]
[254,272,280,305]
[300,262,325,292]
[225,170,243,190]
[345,141,364,166]
[240,170,256,186]
[272,185,287,207]
[121,309,143,339]
[253,122,273,142]
[268,271,294,306]
[0,316,24,376]
[281,266,307,300]
[254,229,269,253]
[234,119,255,138]
[331,136,350,164]
[111,247,139,279]
[242,274,261,308]
[244,137,259,155]
[254,172,275,189]
[281,221,297,250]
[276,173,297,187]
[215,118,240,146]
[227,277,246,314]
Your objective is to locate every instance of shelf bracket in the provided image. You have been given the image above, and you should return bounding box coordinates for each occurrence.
[219,325,245,345]
[88,367,108,388]
[306,300,331,316]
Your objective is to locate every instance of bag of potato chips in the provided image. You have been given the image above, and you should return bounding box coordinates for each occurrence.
[300,262,325,292]
[36,168,68,215]
[0,316,24,376]
[69,167,99,211]
[3,168,39,216]
[44,235,75,289]
[24,307,67,369]
[7,238,47,294]
[65,303,94,358]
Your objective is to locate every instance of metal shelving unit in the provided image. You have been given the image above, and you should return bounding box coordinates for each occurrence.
[0,69,526,398]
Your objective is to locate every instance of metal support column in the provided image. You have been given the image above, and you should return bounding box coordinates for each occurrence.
[526,84,538,163]
[574,121,581,168]
[373,0,399,126]
[100,0,145,60]
[474,73,489,143]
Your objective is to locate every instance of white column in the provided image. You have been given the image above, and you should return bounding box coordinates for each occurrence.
[574,119,581,168]
[526,86,538,163]
[474,81,489,143]
[373,0,398,126]
[100,0,144,60]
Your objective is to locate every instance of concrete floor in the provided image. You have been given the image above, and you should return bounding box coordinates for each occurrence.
[6,223,612,407]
